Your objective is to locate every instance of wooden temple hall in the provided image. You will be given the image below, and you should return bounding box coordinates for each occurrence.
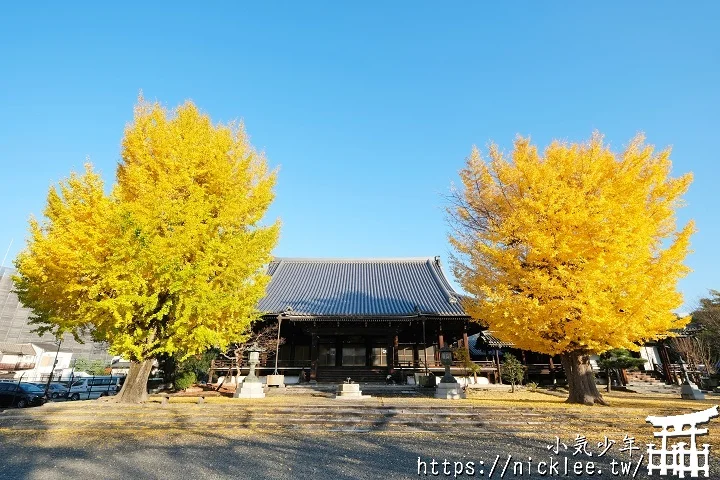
[219,257,483,383]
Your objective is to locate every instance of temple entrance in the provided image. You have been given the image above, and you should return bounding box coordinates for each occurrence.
[317,345,336,366]
[238,316,474,383]
[315,336,386,367]
[311,334,394,382]
[370,347,387,366]
[342,345,365,366]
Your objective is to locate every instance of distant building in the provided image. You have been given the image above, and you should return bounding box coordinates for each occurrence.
[0,267,111,365]
[109,356,132,376]
[0,341,73,380]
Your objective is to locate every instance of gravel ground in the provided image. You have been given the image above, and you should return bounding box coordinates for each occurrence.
[0,430,666,479]
[2,392,716,479]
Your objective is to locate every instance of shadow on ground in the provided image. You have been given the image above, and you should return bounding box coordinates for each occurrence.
[0,403,680,480]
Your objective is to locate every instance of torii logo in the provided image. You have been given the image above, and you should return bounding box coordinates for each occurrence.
[646,405,718,478]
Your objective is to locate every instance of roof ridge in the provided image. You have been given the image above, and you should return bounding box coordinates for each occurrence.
[425,258,459,303]
[271,257,437,263]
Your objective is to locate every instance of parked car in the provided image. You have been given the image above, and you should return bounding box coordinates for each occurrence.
[29,382,69,399]
[67,376,122,400]
[0,382,47,408]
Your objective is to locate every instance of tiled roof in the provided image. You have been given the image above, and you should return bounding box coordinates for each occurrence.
[0,267,111,361]
[258,257,467,318]
[468,333,485,356]
[474,330,514,348]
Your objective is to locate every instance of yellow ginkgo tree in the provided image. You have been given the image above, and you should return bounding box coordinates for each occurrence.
[14,98,279,403]
[448,133,694,405]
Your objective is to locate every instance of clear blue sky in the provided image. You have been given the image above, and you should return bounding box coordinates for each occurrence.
[1,3,717,312]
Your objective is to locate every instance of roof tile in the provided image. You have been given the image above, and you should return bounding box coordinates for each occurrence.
[258,257,467,317]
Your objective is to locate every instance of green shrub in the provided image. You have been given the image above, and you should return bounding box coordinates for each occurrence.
[174,371,196,391]
[453,347,480,379]
[501,353,526,393]
[176,349,217,383]
[597,348,646,392]
[526,381,539,392]
[73,358,109,376]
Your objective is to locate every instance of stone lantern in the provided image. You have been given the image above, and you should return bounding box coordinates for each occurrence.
[435,345,465,399]
[234,344,266,399]
[439,345,456,384]
[247,350,260,382]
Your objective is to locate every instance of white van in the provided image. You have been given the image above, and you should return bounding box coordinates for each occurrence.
[67,376,122,400]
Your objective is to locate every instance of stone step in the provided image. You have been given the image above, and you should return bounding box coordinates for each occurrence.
[3,400,639,434]
[625,381,674,385]
[2,414,544,426]
[0,403,558,427]
[272,384,424,393]
[625,373,664,380]
[6,398,636,420]
[625,386,681,394]
[1,407,545,419]
[0,407,548,423]
[33,404,542,413]
[315,367,389,383]
[4,423,529,434]
[0,413,549,433]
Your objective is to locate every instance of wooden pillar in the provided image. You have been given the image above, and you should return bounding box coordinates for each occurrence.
[393,335,399,367]
[659,343,673,383]
[273,316,283,374]
[386,333,397,375]
[462,324,470,358]
[548,355,556,385]
[335,336,343,367]
[365,336,373,367]
[437,332,444,367]
[310,332,319,381]
[422,318,429,374]
[495,349,503,384]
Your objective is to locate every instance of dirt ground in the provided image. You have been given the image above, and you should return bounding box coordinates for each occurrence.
[1,388,718,479]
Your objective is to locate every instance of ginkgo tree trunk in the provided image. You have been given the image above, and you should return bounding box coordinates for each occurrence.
[448,132,694,405]
[14,97,279,403]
